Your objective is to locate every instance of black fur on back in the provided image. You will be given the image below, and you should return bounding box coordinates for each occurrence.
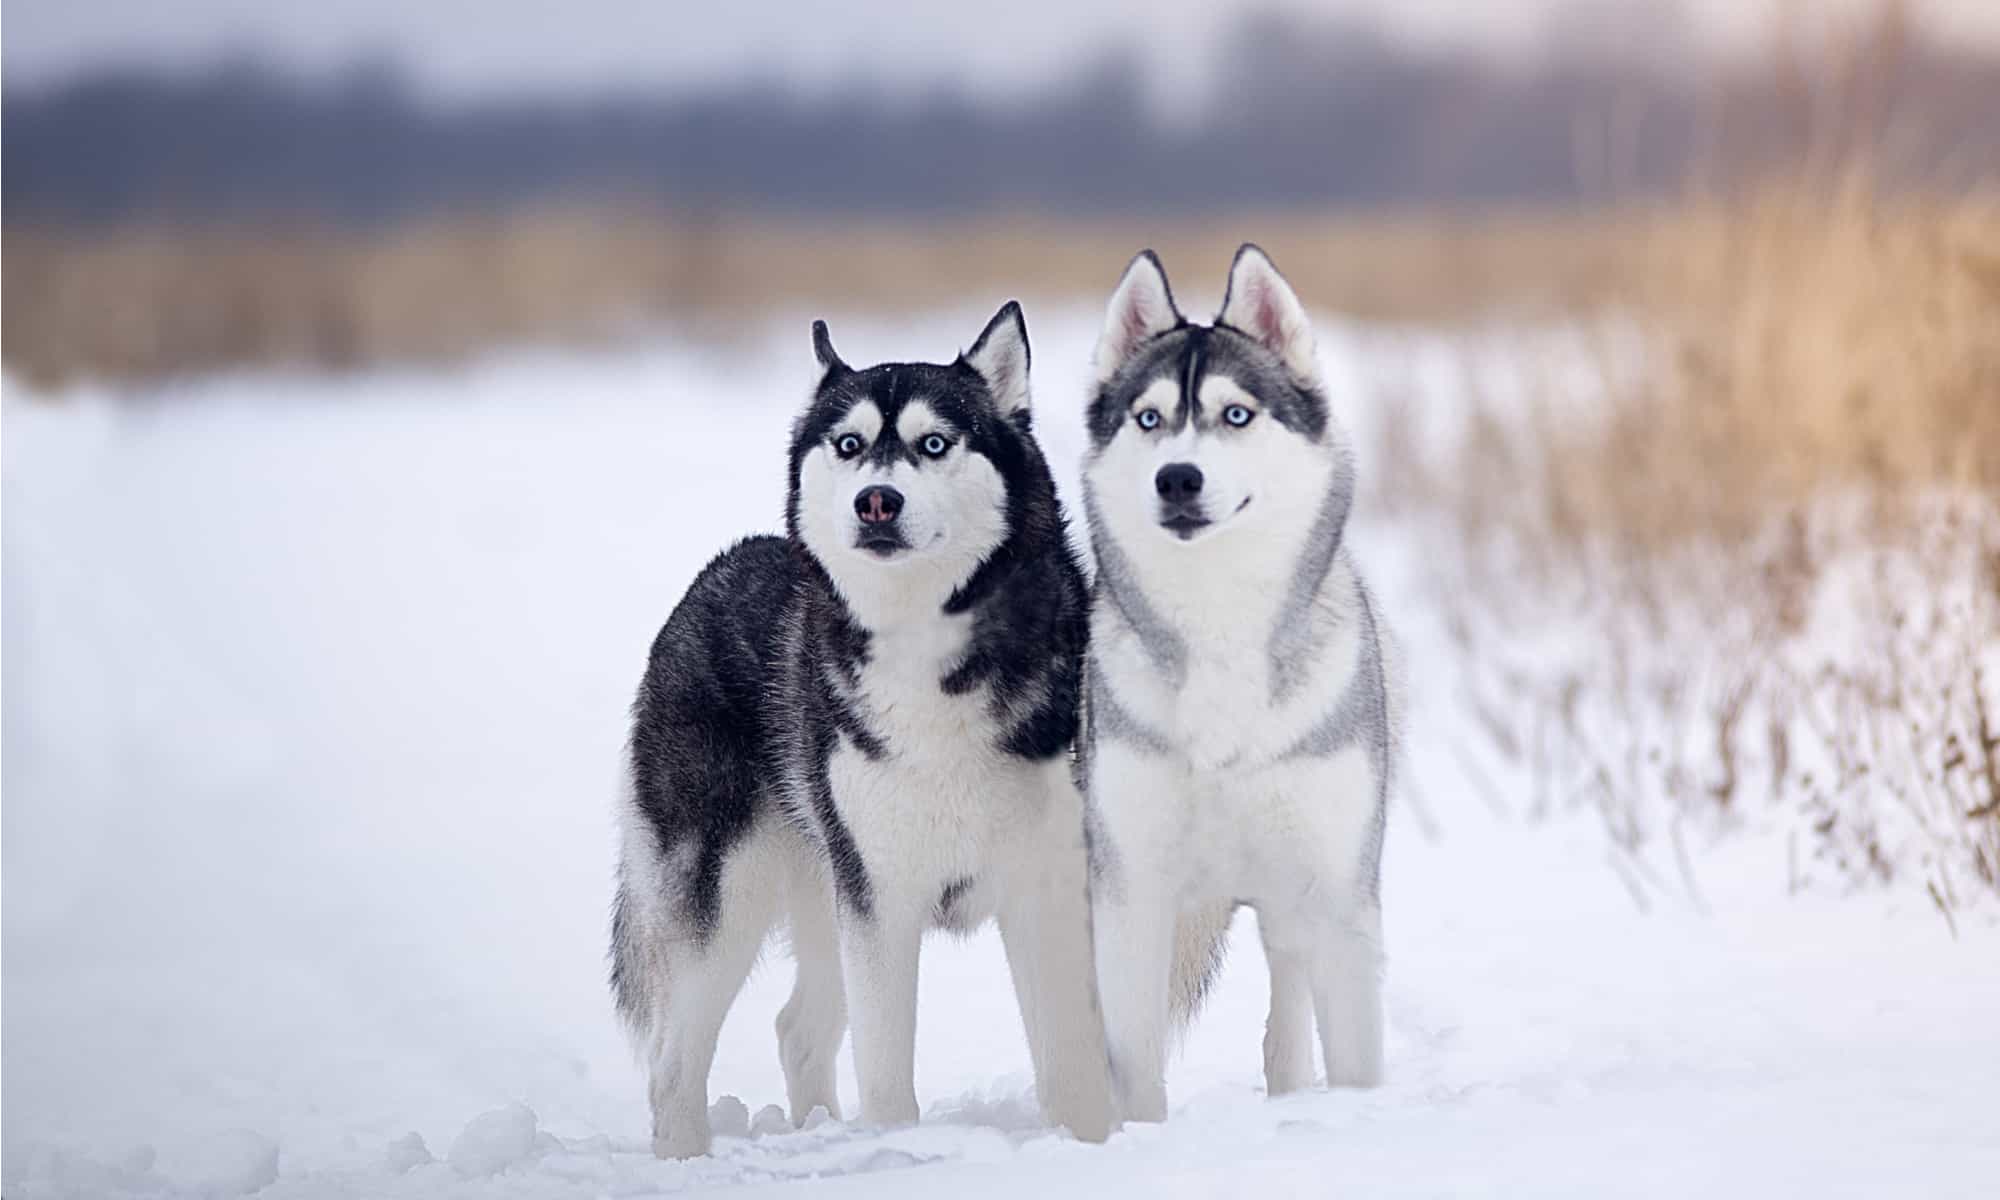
[616,317,1087,990]
[626,535,801,936]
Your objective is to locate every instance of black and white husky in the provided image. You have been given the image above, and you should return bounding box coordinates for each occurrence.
[1079,246,1396,1121]
[611,304,1113,1157]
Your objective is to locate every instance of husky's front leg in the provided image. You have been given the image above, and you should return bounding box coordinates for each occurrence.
[1086,743,1181,1123]
[1310,902,1384,1088]
[1258,914,1316,1096]
[997,781,1115,1141]
[840,902,925,1126]
[1090,876,1173,1122]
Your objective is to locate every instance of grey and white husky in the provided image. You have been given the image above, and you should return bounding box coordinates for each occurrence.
[1079,246,1396,1121]
[611,304,1113,1157]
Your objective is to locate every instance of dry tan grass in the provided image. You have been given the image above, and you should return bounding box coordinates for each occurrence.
[1558,177,2000,547]
[3,208,1651,388]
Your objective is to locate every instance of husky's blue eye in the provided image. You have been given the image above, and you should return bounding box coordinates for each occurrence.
[920,433,951,458]
[1136,409,1162,430]
[835,433,865,458]
[1224,404,1255,427]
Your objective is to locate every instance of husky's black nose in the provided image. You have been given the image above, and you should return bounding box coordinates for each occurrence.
[855,485,904,524]
[1155,463,1204,502]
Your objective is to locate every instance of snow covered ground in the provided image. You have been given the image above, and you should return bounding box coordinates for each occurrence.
[6,310,1997,1198]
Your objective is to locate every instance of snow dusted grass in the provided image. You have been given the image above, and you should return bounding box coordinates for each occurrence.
[1419,492,2000,916]
[6,310,1999,1197]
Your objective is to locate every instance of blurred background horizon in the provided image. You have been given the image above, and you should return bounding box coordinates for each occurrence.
[9,0,2000,228]
[8,0,2000,385]
[12,0,2000,99]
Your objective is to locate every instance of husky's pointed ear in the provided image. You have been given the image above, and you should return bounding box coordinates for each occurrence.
[811,319,847,377]
[1218,244,1318,382]
[1093,250,1182,385]
[963,300,1032,416]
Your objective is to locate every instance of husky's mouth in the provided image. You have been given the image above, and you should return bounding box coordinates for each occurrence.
[853,526,945,559]
[1160,512,1210,539]
[1160,496,1250,541]
[855,528,911,558]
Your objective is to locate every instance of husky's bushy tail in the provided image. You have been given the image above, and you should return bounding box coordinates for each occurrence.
[1169,901,1236,1031]
[609,764,671,1057]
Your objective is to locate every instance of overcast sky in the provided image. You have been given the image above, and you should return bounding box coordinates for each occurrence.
[9,0,1999,102]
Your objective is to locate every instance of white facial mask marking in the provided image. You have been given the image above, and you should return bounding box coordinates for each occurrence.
[798,397,1010,624]
[1089,370,1332,553]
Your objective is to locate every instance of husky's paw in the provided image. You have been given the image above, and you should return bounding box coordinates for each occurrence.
[1060,1108,1118,1144]
[1263,1058,1315,1097]
[651,1119,713,1160]
[856,1092,921,1130]
[1326,1058,1383,1089]
[1044,1090,1117,1144]
[784,1086,842,1129]
[652,1131,710,1160]
[1111,1081,1169,1126]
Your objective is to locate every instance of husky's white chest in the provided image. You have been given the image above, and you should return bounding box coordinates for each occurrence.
[1094,601,1360,771]
[1087,574,1380,904]
[825,611,1048,880]
[851,613,999,761]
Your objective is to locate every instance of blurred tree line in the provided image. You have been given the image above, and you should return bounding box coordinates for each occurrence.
[5,11,1996,226]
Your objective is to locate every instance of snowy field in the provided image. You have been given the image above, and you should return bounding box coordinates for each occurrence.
[6,309,1997,1198]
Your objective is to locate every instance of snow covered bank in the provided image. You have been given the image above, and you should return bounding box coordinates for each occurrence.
[6,314,1997,1197]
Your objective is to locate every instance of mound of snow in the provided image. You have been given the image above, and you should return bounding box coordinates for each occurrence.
[708,1094,751,1139]
[4,1142,169,1196]
[381,1131,432,1174]
[179,1129,279,1196]
[446,1104,538,1178]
